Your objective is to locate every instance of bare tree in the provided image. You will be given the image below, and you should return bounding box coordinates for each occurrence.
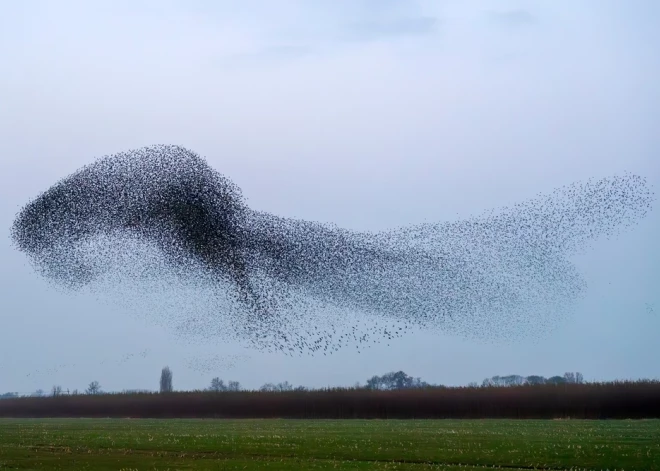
[209,377,226,392]
[51,385,63,397]
[525,375,546,385]
[227,380,240,391]
[366,371,430,390]
[501,375,525,386]
[277,381,293,392]
[259,382,277,392]
[160,366,173,393]
[32,389,45,397]
[86,381,102,395]
[366,375,385,390]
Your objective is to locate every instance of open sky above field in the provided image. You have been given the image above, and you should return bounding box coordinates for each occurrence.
[0,0,659,394]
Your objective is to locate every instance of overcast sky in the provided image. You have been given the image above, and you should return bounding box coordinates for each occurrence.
[0,0,658,394]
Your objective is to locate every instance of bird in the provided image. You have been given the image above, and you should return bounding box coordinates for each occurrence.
[10,145,655,355]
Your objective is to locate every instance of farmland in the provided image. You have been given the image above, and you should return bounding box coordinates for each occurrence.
[0,418,658,470]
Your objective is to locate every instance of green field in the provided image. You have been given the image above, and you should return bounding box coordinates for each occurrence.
[0,419,658,470]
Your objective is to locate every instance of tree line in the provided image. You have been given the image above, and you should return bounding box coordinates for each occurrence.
[1,368,589,398]
[3,380,659,419]
[480,372,584,387]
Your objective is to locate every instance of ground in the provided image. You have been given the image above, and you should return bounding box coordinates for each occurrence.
[0,418,658,470]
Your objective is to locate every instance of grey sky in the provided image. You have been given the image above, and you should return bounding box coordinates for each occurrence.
[0,1,658,394]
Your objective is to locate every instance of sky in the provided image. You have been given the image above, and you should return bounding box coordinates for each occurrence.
[0,0,659,394]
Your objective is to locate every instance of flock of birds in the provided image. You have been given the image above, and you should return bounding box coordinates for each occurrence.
[106,349,150,365]
[10,145,655,356]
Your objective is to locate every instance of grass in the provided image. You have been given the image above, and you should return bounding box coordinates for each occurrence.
[0,419,658,470]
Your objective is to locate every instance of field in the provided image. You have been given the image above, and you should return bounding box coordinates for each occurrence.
[0,418,658,470]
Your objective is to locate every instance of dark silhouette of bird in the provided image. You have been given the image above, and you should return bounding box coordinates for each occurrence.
[10,145,655,355]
